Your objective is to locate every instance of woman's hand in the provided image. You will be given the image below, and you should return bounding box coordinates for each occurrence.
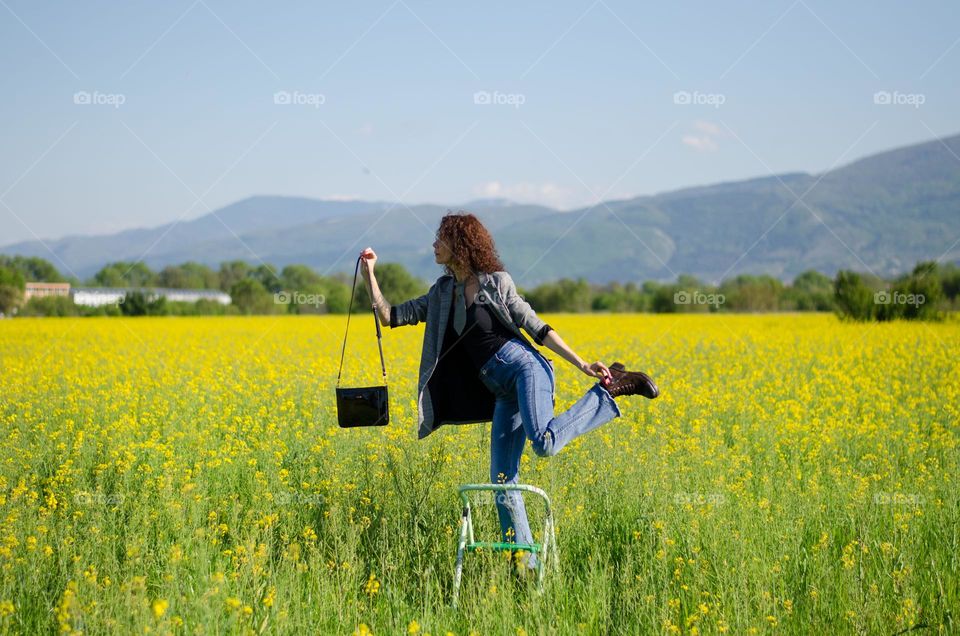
[359,247,377,280]
[580,360,612,384]
[541,331,613,384]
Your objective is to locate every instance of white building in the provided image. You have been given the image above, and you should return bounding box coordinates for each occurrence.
[70,287,231,307]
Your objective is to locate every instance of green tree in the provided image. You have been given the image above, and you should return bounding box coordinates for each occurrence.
[280,264,323,291]
[526,278,592,312]
[230,279,276,315]
[219,261,252,292]
[651,275,718,313]
[278,265,336,314]
[0,255,64,282]
[320,281,352,313]
[19,296,81,317]
[0,265,25,315]
[890,261,943,321]
[592,281,636,312]
[157,262,219,289]
[720,274,783,312]
[650,283,678,313]
[786,270,835,311]
[251,264,282,294]
[940,263,960,305]
[92,262,156,287]
[834,270,876,321]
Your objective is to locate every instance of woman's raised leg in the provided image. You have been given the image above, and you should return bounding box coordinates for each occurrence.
[517,352,622,457]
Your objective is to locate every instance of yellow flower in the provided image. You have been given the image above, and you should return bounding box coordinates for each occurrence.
[364,573,380,597]
[263,586,276,608]
[152,599,169,619]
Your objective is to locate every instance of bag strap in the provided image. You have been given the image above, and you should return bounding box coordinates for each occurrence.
[336,255,388,388]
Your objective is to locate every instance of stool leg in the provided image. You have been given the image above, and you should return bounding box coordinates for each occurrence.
[452,505,470,608]
[548,514,559,573]
[536,549,545,592]
[536,523,549,593]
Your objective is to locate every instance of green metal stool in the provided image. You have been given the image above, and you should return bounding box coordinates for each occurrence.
[452,483,559,608]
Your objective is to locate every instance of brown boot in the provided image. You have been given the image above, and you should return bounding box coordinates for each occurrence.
[602,362,659,399]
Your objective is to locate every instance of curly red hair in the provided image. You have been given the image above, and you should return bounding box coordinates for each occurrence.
[436,211,505,276]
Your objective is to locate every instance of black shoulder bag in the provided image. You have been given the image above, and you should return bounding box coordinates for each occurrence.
[335,255,389,427]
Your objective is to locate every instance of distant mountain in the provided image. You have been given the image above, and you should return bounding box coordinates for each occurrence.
[3,133,959,285]
[498,132,960,284]
[1,196,393,279]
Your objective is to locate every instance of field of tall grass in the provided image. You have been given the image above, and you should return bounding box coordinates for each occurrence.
[0,314,956,634]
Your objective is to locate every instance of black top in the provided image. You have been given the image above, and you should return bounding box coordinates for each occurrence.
[440,292,516,372]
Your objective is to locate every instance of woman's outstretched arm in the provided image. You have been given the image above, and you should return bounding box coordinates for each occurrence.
[541,329,611,383]
[360,247,429,327]
[368,273,393,326]
[360,248,391,325]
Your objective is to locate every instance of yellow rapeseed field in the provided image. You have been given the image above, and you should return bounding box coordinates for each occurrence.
[0,314,957,634]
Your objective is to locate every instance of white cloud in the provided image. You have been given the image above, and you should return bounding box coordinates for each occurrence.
[358,123,374,136]
[472,180,583,210]
[681,120,726,152]
[681,134,719,152]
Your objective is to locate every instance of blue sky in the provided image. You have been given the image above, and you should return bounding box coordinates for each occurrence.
[1,0,957,244]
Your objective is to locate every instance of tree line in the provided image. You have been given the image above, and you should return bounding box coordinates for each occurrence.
[0,254,957,320]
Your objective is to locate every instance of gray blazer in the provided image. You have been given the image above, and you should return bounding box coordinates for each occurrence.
[389,269,554,439]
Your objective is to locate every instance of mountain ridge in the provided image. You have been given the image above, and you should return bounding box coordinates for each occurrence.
[3,132,959,285]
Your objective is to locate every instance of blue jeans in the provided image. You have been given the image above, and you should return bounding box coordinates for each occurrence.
[477,337,622,568]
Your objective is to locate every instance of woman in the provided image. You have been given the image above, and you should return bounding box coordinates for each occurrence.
[359,212,658,572]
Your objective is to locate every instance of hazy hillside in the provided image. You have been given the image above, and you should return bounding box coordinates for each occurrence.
[3,133,958,285]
